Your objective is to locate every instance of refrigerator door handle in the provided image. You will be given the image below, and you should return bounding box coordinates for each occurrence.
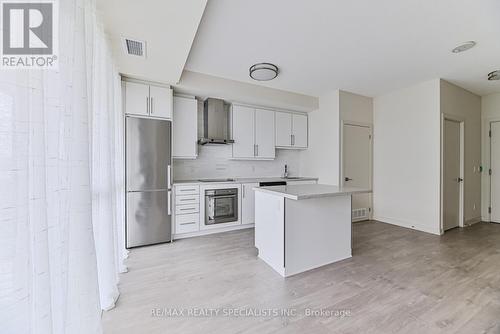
[167,165,172,190]
[167,190,172,216]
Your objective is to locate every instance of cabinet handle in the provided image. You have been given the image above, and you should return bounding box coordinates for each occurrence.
[255,144,259,156]
[290,134,293,146]
[146,96,149,113]
[242,185,245,198]
[180,222,196,226]
[292,134,295,146]
[150,97,154,114]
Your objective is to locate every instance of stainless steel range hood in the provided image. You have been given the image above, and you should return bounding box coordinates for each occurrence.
[198,98,234,145]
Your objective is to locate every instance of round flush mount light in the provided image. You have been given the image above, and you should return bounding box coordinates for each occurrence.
[249,63,279,81]
[488,70,500,81]
[451,41,476,53]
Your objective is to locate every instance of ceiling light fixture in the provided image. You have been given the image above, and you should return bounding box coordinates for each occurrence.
[451,41,476,53]
[488,70,500,81]
[249,63,279,81]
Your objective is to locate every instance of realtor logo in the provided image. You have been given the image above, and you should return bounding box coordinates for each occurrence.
[1,0,58,68]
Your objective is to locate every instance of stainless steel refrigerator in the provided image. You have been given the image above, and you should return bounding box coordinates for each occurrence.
[126,116,172,248]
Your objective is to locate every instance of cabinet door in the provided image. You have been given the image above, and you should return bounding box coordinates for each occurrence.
[125,81,150,116]
[173,96,198,158]
[275,111,292,147]
[150,85,173,119]
[292,114,308,148]
[241,183,259,225]
[232,105,255,158]
[254,108,275,159]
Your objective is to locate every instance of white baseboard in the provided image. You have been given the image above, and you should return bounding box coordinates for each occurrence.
[464,217,482,226]
[173,223,254,240]
[372,215,441,235]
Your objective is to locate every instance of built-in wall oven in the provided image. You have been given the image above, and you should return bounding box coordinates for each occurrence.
[205,188,239,225]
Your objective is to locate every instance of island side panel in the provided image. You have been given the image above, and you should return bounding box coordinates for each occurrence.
[284,195,352,277]
[254,191,286,276]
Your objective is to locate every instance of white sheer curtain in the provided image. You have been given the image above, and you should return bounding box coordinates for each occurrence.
[85,6,128,311]
[0,0,126,332]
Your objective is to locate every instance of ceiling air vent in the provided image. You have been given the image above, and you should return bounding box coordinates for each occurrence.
[122,37,146,58]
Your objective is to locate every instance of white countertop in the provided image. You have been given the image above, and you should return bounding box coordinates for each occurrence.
[254,184,371,200]
[173,176,318,185]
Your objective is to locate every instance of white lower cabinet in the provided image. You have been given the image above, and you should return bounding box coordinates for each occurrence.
[175,213,200,234]
[174,185,200,234]
[241,183,259,225]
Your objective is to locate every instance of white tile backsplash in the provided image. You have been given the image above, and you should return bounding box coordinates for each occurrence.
[173,145,301,180]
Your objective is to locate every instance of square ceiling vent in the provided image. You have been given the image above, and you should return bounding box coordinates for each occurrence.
[122,37,146,58]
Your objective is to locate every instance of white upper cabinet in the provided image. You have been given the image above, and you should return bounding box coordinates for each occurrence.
[124,80,172,119]
[292,113,308,148]
[275,111,308,149]
[173,96,198,159]
[232,105,255,159]
[254,109,275,159]
[232,105,276,160]
[125,81,150,117]
[149,85,173,119]
[275,111,292,147]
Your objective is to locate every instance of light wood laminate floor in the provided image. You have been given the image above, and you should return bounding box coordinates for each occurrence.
[102,221,500,334]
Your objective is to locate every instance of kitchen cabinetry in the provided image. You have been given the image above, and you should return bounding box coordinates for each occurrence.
[124,80,172,119]
[232,105,275,159]
[173,96,198,159]
[174,185,200,234]
[241,182,259,225]
[275,111,308,149]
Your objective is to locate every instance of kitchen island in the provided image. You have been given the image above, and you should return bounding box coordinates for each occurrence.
[254,184,370,277]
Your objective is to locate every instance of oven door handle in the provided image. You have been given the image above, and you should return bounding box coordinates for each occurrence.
[208,195,236,199]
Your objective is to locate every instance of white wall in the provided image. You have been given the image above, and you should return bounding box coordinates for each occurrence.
[339,90,373,124]
[440,80,482,225]
[373,79,441,235]
[481,93,500,220]
[173,145,300,180]
[300,90,341,185]
[175,70,319,112]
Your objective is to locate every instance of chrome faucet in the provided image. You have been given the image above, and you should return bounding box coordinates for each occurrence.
[283,164,289,178]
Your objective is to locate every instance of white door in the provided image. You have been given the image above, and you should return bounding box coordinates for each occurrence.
[342,124,371,221]
[149,85,173,119]
[173,96,198,158]
[241,183,259,225]
[125,81,149,116]
[443,119,462,231]
[255,109,275,159]
[275,111,292,147]
[232,105,255,158]
[292,114,308,148]
[491,121,500,223]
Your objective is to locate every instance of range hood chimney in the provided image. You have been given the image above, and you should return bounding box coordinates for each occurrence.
[198,98,234,145]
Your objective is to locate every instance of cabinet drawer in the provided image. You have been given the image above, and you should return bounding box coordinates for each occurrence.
[175,194,199,205]
[175,185,200,196]
[175,213,199,234]
[175,203,199,215]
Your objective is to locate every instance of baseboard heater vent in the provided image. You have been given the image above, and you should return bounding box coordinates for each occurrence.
[352,208,368,221]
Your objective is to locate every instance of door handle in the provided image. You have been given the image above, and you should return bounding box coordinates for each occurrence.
[457,177,463,183]
[167,191,172,215]
[345,177,352,182]
[167,165,172,189]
